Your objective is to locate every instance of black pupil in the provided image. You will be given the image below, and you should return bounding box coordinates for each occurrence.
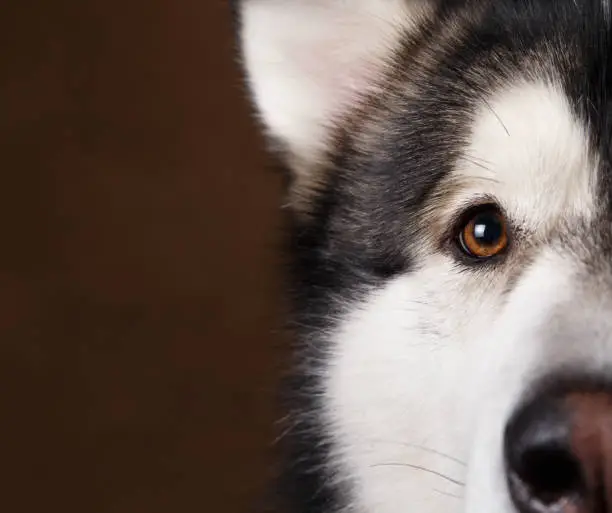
[472,212,503,246]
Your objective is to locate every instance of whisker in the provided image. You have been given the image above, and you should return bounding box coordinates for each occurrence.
[434,488,463,499]
[455,157,501,183]
[481,96,510,136]
[369,462,465,487]
[444,166,500,185]
[462,151,495,167]
[456,154,493,173]
[380,441,467,466]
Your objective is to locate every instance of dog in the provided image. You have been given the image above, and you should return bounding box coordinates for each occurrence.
[233,1,612,512]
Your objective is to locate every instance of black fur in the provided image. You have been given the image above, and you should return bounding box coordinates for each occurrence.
[233,1,612,511]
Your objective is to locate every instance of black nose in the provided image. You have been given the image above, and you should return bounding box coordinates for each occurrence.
[504,378,612,513]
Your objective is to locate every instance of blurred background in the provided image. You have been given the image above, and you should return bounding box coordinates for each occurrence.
[0,1,284,512]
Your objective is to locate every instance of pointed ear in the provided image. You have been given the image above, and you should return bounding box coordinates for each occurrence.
[235,1,428,170]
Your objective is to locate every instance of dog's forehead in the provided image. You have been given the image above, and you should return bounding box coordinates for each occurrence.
[435,1,612,234]
[449,80,598,231]
[349,0,612,231]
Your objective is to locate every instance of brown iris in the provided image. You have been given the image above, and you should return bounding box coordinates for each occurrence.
[458,207,508,259]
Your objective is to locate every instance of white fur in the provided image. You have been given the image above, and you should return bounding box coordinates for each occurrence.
[326,80,601,513]
[455,81,596,230]
[238,3,607,510]
[240,0,424,166]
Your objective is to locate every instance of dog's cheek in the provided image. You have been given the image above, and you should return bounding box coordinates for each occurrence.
[322,269,483,513]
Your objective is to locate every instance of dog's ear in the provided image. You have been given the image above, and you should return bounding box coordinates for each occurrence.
[235,1,426,172]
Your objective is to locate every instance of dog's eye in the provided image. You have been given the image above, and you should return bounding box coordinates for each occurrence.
[458,207,508,259]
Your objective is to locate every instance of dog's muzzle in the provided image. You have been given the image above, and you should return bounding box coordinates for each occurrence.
[504,376,612,513]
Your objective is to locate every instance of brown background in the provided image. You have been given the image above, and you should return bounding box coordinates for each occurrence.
[0,1,283,512]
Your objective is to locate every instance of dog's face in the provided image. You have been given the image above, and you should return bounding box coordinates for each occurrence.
[236,1,612,512]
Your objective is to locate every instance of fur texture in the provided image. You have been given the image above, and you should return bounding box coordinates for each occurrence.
[233,1,612,512]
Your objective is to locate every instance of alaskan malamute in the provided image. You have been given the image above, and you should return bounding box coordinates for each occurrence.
[233,2,612,512]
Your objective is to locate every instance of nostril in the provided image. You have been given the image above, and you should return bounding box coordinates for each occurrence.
[511,445,583,507]
[504,396,585,512]
[505,378,612,512]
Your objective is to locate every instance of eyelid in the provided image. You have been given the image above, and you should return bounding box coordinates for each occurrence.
[446,200,502,242]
